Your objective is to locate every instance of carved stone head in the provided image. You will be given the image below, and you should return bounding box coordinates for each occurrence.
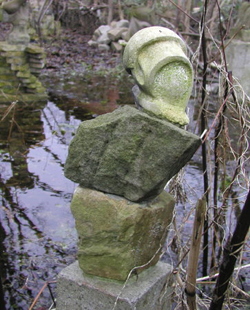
[123,26,193,126]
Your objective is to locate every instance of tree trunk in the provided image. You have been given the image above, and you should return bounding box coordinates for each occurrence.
[209,189,250,310]
[183,0,193,32]
[107,0,113,25]
[117,0,124,20]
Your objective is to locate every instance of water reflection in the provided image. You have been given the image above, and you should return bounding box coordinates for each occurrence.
[0,100,87,309]
[0,65,134,309]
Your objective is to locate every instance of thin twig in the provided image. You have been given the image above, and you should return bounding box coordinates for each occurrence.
[29,280,56,310]
[197,263,250,282]
[0,101,17,122]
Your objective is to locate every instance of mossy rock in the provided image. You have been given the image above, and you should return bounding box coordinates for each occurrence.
[65,105,201,202]
[71,187,175,281]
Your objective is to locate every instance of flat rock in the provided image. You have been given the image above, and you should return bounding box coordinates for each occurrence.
[64,105,200,202]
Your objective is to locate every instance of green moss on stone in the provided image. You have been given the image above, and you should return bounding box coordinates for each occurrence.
[70,187,175,281]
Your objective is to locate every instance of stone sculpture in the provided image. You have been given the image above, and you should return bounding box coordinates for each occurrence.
[123,26,194,126]
[2,0,30,45]
[64,27,200,281]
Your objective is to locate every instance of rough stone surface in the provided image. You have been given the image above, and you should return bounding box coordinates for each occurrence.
[111,41,124,52]
[111,19,129,29]
[123,27,193,125]
[87,19,129,50]
[0,42,47,100]
[225,40,250,98]
[70,187,174,280]
[57,260,173,310]
[108,28,128,41]
[64,105,201,202]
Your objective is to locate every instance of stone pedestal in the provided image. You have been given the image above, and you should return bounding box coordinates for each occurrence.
[57,261,173,310]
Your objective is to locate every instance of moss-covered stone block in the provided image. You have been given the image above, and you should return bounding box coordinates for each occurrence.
[0,42,25,52]
[65,105,200,202]
[11,63,29,71]
[0,80,19,88]
[6,56,27,65]
[0,51,25,58]
[71,186,174,281]
[25,44,45,54]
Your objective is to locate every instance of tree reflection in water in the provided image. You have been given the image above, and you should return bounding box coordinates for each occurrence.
[0,100,88,309]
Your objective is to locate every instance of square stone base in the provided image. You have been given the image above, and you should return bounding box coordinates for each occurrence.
[56,261,173,310]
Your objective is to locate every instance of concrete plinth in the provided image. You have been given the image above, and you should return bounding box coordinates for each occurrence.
[56,261,173,310]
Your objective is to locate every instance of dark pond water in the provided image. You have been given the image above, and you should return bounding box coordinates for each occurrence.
[0,69,249,309]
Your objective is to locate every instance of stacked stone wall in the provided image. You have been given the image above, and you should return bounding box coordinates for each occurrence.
[0,43,47,100]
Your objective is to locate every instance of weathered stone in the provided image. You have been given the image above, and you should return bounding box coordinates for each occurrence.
[6,56,26,65]
[90,22,129,49]
[57,261,173,310]
[111,19,129,29]
[0,43,47,100]
[29,62,45,69]
[94,25,111,45]
[0,67,16,75]
[10,63,29,71]
[94,25,111,36]
[28,57,45,64]
[65,105,200,202]
[108,27,128,41]
[0,76,15,83]
[225,40,250,97]
[21,75,37,84]
[2,0,30,45]
[98,43,110,51]
[97,34,111,45]
[123,27,193,125]
[30,68,43,76]
[16,71,31,78]
[0,80,19,88]
[87,39,98,47]
[71,186,174,281]
[25,44,44,54]
[0,42,25,52]
[0,51,24,57]
[111,41,123,52]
